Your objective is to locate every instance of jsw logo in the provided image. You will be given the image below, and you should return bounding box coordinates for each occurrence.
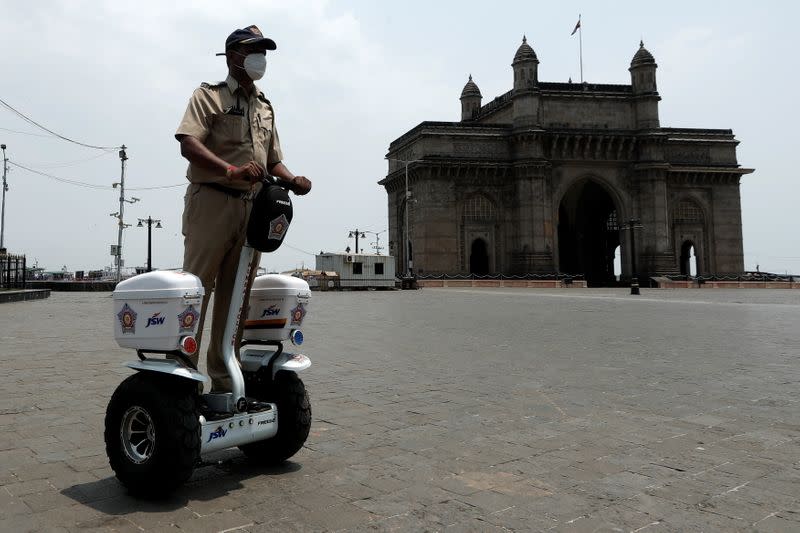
[207,426,227,443]
[261,305,280,317]
[146,313,165,328]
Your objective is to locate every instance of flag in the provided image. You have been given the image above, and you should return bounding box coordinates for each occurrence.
[571,17,581,36]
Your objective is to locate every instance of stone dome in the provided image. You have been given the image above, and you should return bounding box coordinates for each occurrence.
[631,40,655,66]
[513,35,538,64]
[460,75,482,99]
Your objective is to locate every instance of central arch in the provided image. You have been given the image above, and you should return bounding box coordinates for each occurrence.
[557,179,621,286]
[470,238,489,275]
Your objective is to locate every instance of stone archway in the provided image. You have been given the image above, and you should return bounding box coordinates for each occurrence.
[679,240,696,276]
[557,180,621,286]
[673,198,706,276]
[470,238,490,275]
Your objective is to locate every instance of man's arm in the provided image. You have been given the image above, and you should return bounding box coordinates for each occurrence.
[178,134,263,184]
[269,161,312,195]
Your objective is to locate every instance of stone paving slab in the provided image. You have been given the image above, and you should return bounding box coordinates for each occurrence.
[0,288,799,531]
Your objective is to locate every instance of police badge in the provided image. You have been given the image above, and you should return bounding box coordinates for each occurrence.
[268,214,290,241]
[117,303,138,334]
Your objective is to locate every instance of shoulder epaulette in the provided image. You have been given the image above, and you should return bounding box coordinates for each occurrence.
[200,81,227,89]
[257,92,271,105]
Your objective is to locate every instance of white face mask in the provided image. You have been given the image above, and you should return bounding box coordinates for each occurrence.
[243,53,266,81]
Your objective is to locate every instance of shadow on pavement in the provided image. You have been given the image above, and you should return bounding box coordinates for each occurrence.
[61,450,302,514]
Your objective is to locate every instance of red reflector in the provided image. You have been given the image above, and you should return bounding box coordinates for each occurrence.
[181,336,197,355]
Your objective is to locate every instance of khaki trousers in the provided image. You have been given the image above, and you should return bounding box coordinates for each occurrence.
[182,183,260,392]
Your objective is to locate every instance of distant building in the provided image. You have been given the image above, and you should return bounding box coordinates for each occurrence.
[381,38,753,285]
[282,268,341,291]
[315,253,396,289]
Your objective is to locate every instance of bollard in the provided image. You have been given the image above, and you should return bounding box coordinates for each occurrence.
[630,277,640,295]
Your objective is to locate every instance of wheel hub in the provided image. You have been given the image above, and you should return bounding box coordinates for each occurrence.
[120,406,155,464]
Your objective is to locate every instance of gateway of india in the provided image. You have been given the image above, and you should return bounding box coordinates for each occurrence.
[381,38,753,285]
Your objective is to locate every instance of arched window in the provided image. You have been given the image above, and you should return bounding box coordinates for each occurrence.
[463,195,496,221]
[674,199,704,223]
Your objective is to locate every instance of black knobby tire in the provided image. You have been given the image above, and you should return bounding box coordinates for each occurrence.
[240,370,311,464]
[104,372,200,497]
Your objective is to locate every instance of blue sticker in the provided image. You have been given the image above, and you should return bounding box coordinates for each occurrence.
[261,305,280,317]
[145,312,166,328]
[207,426,227,443]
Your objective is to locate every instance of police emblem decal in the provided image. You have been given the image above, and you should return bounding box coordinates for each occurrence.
[290,303,306,325]
[117,303,138,334]
[177,305,199,333]
[268,214,289,240]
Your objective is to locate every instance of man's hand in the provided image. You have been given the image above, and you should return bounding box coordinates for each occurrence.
[289,176,312,196]
[229,161,265,184]
[268,161,311,195]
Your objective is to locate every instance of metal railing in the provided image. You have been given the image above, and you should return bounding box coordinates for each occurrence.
[664,272,796,283]
[413,272,585,282]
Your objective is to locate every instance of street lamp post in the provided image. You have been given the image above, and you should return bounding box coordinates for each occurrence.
[137,217,162,272]
[111,145,137,282]
[621,218,643,295]
[1,144,8,252]
[385,157,423,277]
[347,229,366,254]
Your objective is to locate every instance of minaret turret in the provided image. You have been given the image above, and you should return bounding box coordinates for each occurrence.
[460,75,482,121]
[512,35,539,91]
[629,40,661,129]
[511,35,540,128]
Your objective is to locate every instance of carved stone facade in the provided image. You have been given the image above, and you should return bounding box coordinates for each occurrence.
[381,40,753,284]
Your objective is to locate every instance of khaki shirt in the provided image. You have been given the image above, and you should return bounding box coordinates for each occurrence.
[176,75,283,191]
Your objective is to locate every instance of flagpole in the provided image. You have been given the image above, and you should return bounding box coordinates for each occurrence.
[579,14,583,83]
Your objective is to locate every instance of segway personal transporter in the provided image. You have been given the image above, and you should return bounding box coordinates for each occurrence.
[104,179,311,497]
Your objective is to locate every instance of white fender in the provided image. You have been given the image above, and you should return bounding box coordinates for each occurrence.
[124,359,208,382]
[271,352,312,378]
[240,347,311,378]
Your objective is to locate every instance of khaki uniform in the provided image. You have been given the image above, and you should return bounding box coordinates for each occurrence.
[176,75,283,391]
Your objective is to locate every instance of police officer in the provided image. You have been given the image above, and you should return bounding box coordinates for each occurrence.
[176,25,312,392]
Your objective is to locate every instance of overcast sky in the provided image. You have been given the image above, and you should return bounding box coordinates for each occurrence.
[0,0,797,275]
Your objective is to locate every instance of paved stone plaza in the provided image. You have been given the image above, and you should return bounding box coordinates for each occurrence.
[1,288,799,532]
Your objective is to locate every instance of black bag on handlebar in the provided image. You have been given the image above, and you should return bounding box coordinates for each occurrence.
[247,181,293,253]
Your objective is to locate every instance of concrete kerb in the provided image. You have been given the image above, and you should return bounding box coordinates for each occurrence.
[0,289,50,303]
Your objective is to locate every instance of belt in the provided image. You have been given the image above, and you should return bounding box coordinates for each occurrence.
[204,182,257,201]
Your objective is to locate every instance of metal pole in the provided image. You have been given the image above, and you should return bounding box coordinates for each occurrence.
[116,145,127,282]
[404,162,410,277]
[355,230,359,255]
[146,217,152,272]
[578,14,583,83]
[629,218,640,295]
[1,144,8,251]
